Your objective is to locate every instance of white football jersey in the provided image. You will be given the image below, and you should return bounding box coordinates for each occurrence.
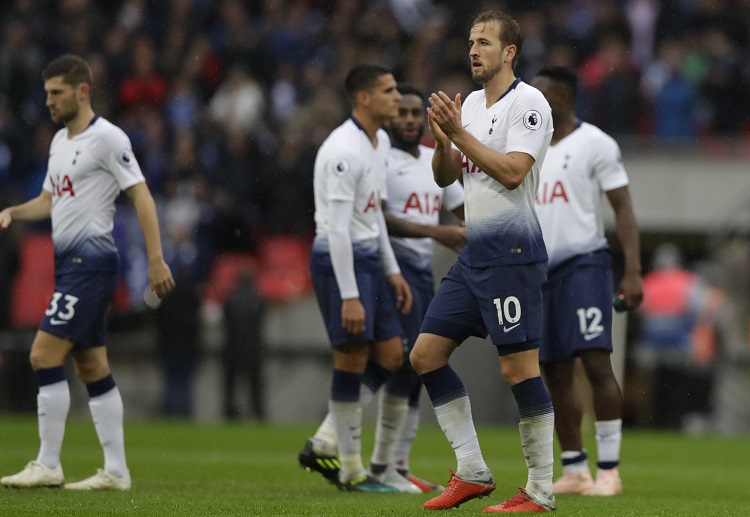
[385,144,464,270]
[535,121,629,269]
[43,115,145,273]
[313,117,390,246]
[457,79,553,267]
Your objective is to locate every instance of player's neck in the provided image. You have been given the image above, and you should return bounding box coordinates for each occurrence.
[483,69,517,108]
[395,142,419,158]
[351,110,382,146]
[65,106,97,138]
[551,114,578,144]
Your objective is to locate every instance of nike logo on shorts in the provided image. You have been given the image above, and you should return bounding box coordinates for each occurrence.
[503,323,520,333]
[583,332,603,341]
[49,318,68,326]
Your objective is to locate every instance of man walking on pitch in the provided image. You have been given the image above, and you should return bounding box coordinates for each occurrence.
[532,66,643,496]
[1,54,174,490]
[409,10,556,512]
[301,64,412,492]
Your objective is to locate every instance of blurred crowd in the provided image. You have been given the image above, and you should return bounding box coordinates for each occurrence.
[1,0,750,309]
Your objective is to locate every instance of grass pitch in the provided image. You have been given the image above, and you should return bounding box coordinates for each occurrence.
[1,416,749,516]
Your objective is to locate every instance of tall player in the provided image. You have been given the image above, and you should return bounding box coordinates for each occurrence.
[301,64,412,492]
[409,10,557,512]
[531,66,643,496]
[373,84,465,493]
[0,54,174,490]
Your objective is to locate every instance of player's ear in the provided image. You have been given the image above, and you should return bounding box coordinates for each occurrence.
[77,82,91,99]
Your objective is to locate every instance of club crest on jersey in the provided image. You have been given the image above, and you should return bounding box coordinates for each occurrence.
[331,159,350,176]
[523,110,542,130]
[72,148,82,165]
[489,114,497,135]
[118,148,135,167]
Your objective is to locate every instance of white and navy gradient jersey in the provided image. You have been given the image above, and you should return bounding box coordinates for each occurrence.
[457,79,553,268]
[43,115,145,274]
[313,117,390,251]
[385,144,464,271]
[535,122,629,269]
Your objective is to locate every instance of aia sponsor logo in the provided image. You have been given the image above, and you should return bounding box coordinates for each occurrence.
[536,180,568,205]
[364,190,381,213]
[50,175,76,197]
[402,192,441,215]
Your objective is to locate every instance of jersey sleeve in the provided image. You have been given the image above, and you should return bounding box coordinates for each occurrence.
[323,151,364,202]
[506,89,552,160]
[99,126,146,190]
[591,132,629,192]
[442,180,465,212]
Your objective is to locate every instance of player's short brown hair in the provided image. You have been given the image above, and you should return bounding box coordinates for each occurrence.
[42,54,93,88]
[471,10,524,69]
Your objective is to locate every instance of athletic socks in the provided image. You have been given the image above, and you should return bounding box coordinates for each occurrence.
[35,367,70,469]
[561,450,590,473]
[312,360,392,454]
[87,375,128,477]
[370,391,409,468]
[420,365,489,482]
[329,369,365,481]
[512,376,555,501]
[595,419,622,470]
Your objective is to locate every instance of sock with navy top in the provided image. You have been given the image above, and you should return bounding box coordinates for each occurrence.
[313,360,394,455]
[87,374,128,477]
[594,419,622,470]
[35,367,70,469]
[512,376,555,501]
[420,365,489,482]
[329,369,365,481]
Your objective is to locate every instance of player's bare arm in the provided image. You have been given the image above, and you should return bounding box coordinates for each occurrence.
[384,211,466,254]
[429,90,534,190]
[125,182,175,298]
[0,191,52,228]
[607,185,643,309]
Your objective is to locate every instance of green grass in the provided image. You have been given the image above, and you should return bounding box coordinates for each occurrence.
[1,417,749,516]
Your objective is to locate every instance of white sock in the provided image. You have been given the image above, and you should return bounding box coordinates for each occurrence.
[370,392,408,466]
[330,400,365,482]
[561,450,589,474]
[313,382,378,456]
[595,419,622,467]
[520,412,555,501]
[36,380,70,469]
[311,413,338,456]
[89,387,128,477]
[393,406,420,472]
[434,395,489,482]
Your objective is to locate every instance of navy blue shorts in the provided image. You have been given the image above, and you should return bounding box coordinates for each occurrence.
[394,259,434,353]
[310,250,403,348]
[539,250,614,363]
[39,271,118,350]
[420,259,547,356]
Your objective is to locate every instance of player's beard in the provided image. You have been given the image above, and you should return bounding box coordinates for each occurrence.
[50,99,79,125]
[472,61,503,85]
[393,125,424,149]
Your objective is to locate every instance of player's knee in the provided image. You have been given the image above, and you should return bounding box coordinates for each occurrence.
[408,346,431,375]
[29,349,54,371]
[380,350,404,372]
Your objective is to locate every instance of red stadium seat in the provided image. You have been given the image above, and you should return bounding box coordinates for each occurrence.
[256,236,312,303]
[202,253,258,305]
[10,233,55,329]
